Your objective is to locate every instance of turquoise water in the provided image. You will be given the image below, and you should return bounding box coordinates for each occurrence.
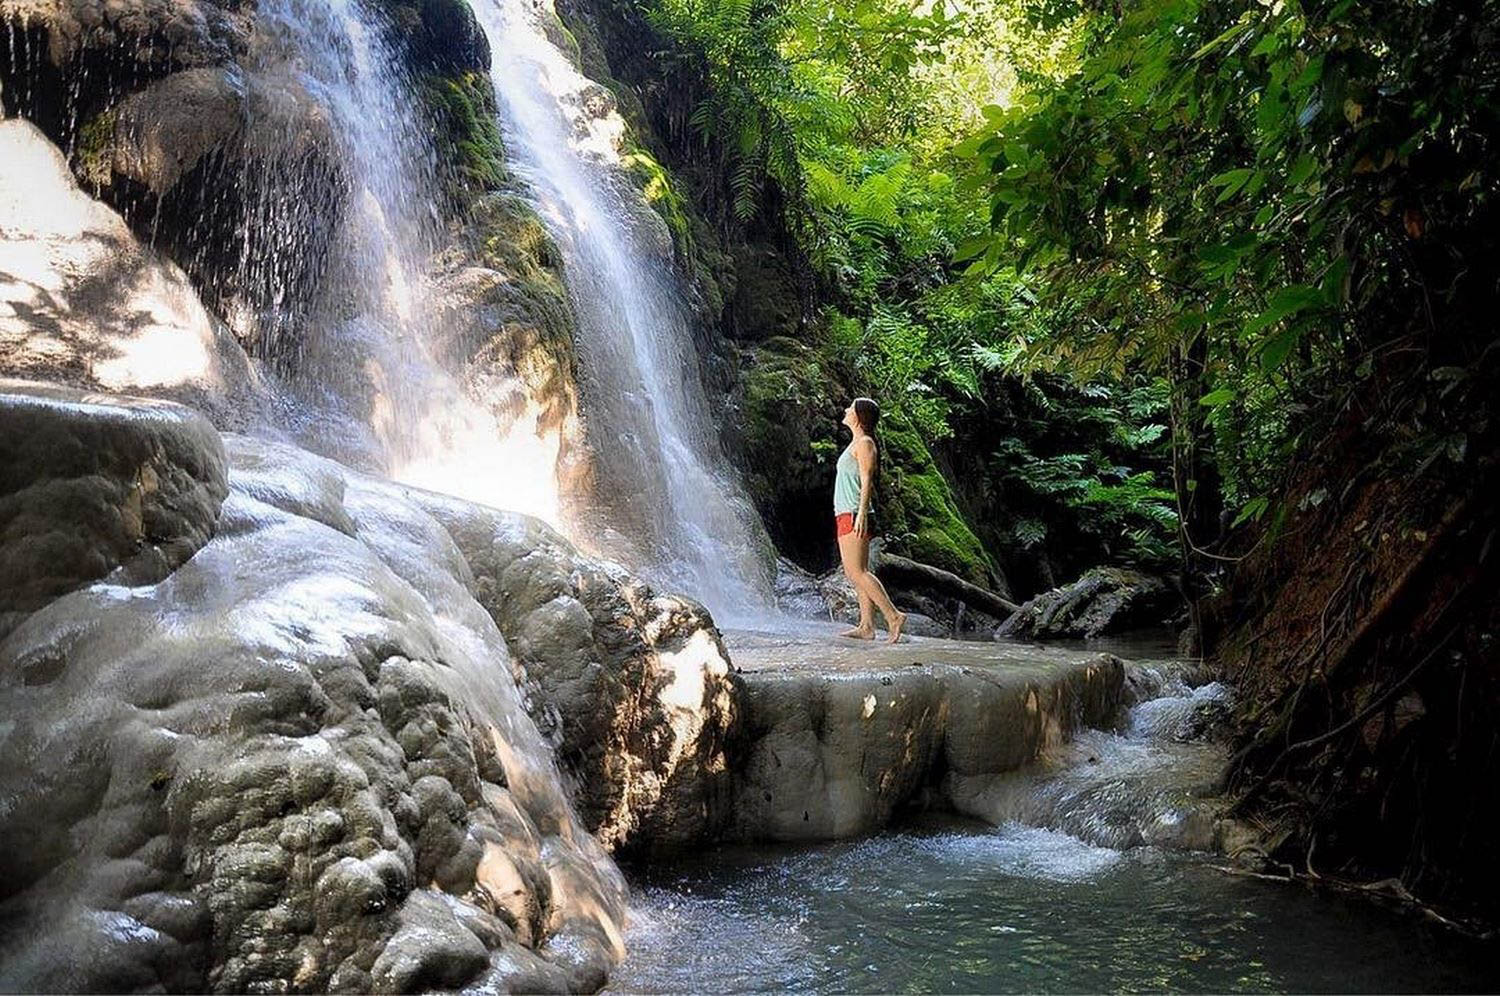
[611,822,1493,993]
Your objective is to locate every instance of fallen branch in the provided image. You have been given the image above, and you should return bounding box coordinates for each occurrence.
[874,552,1020,617]
[1208,863,1497,941]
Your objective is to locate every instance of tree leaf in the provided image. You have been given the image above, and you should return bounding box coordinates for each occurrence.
[1232,496,1270,527]
[1259,326,1300,374]
[1245,284,1322,335]
[1199,388,1236,407]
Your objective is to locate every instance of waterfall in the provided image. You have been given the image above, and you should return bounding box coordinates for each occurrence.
[470,0,776,622]
[235,0,567,525]
[235,0,775,620]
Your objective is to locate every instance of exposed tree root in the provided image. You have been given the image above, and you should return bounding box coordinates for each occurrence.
[1208,862,1497,942]
[1207,354,1500,925]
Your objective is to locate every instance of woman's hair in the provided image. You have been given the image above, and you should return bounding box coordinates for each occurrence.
[852,397,880,435]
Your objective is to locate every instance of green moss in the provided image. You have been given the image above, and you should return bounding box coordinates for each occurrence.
[622,142,696,261]
[74,108,118,189]
[878,417,998,587]
[540,8,585,70]
[422,72,507,198]
[467,193,574,344]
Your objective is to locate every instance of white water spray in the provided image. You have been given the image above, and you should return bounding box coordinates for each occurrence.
[239,0,567,526]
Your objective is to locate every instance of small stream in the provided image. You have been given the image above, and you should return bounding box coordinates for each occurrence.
[608,646,1494,993]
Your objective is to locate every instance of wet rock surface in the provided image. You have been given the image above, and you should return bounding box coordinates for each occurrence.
[0,380,228,639]
[723,628,1125,841]
[407,490,740,856]
[952,663,1246,854]
[0,389,632,993]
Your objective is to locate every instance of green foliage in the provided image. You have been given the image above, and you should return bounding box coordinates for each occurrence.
[963,0,1500,508]
[984,377,1178,570]
[629,0,1182,585]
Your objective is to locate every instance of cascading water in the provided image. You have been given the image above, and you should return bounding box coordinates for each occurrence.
[470,0,776,621]
[234,0,567,524]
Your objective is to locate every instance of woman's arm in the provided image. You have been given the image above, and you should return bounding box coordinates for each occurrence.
[854,437,877,537]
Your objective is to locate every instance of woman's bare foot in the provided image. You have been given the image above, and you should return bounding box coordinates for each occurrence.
[886,612,907,644]
[840,625,876,640]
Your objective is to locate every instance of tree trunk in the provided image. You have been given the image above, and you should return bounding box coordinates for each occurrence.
[1168,334,1225,651]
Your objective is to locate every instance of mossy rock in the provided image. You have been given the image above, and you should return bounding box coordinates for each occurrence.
[422,71,507,200]
[454,193,574,346]
[539,6,586,71]
[736,337,847,567]
[622,142,695,260]
[735,338,1000,584]
[73,108,119,189]
[727,244,801,341]
[555,0,651,134]
[876,418,1000,589]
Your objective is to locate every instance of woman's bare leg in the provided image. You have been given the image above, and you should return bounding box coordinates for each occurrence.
[847,533,905,642]
[857,570,906,643]
[837,532,876,638]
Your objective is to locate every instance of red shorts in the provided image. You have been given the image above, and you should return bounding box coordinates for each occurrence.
[836,512,859,537]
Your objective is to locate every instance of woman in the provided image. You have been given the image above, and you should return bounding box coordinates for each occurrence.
[834,397,905,642]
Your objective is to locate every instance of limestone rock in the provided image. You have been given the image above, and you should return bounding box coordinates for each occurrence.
[0,119,266,425]
[0,388,627,993]
[0,380,228,639]
[725,633,1125,842]
[102,67,245,194]
[409,490,740,855]
[998,567,1177,640]
[0,0,249,78]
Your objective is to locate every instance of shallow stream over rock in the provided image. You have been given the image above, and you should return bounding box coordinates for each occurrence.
[609,644,1493,993]
[609,658,1493,994]
[611,821,1493,993]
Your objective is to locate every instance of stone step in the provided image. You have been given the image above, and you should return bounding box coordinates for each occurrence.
[723,627,1125,841]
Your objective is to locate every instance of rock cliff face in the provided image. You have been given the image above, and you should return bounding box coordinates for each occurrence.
[0,380,734,993]
[0,118,267,424]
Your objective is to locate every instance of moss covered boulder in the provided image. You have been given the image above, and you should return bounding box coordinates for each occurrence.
[733,337,848,567]
[430,191,592,502]
[876,418,1002,590]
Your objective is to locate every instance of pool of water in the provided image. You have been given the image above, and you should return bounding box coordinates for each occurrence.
[610,822,1494,993]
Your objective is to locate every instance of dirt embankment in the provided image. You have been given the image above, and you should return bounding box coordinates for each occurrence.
[1206,356,1500,931]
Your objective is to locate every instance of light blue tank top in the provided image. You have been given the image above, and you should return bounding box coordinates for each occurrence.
[833,444,864,513]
